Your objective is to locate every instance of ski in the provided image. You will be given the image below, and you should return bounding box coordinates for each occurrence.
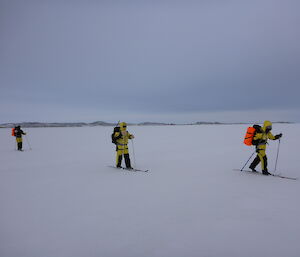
[233,169,298,180]
[107,165,148,173]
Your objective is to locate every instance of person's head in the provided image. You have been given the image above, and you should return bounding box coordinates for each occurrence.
[263,120,272,133]
[119,122,127,131]
[16,125,21,129]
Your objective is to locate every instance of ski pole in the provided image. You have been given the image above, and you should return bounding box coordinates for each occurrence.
[240,151,256,171]
[25,135,32,150]
[274,139,281,172]
[131,139,137,168]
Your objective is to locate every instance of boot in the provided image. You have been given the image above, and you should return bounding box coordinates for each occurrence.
[262,170,271,176]
[250,168,258,172]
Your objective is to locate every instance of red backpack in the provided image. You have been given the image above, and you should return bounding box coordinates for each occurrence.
[244,125,261,146]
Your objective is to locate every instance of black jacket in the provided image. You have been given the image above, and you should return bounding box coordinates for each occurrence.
[15,128,25,138]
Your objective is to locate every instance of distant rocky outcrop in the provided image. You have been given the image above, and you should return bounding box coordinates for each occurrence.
[137,122,175,126]
[0,121,293,128]
[89,121,115,126]
[0,122,87,128]
[193,121,222,125]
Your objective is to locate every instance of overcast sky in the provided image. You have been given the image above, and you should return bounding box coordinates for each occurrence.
[1,0,299,123]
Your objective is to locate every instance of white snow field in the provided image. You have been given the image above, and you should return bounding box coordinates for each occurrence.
[1,124,300,257]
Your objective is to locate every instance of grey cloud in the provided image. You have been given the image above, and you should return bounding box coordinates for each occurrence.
[1,0,299,122]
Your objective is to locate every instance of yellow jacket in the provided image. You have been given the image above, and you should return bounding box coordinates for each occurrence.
[114,122,134,150]
[115,131,134,146]
[254,120,276,150]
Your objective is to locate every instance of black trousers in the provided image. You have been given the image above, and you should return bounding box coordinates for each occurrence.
[17,142,23,150]
[249,154,268,171]
[117,153,131,168]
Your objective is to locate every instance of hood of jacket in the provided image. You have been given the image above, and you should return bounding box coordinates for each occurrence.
[263,120,272,131]
[119,122,127,131]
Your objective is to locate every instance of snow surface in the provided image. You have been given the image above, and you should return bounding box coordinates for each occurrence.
[0,124,300,257]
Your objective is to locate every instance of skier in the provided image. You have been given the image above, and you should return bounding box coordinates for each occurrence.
[249,120,282,175]
[14,125,26,151]
[112,122,134,169]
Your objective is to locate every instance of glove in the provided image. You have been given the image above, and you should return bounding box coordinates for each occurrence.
[275,133,282,140]
[130,135,135,139]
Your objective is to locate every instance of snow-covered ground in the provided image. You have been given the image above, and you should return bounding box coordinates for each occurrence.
[0,124,300,257]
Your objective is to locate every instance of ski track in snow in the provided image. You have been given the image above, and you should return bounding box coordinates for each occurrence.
[0,124,300,257]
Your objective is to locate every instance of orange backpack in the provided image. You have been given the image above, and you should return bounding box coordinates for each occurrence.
[11,128,15,136]
[244,125,261,146]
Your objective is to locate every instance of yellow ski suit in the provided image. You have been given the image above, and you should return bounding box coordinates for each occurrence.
[114,122,134,168]
[249,120,282,174]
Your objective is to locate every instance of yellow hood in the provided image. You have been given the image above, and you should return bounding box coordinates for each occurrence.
[263,120,272,131]
[119,122,127,131]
